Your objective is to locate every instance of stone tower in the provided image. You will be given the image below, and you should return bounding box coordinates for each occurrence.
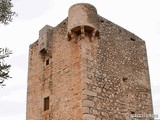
[26,3,153,120]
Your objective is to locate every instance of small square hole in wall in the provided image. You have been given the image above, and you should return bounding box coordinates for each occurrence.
[130,37,136,41]
[44,97,49,111]
[100,19,104,23]
[122,77,128,82]
[131,111,135,114]
[46,59,49,66]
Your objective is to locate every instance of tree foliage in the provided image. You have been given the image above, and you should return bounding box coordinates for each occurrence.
[0,0,15,86]
[0,0,16,25]
[0,48,12,86]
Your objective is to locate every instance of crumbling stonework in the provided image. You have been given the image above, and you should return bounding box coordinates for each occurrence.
[26,3,153,120]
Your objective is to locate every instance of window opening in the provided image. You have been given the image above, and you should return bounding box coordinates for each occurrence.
[46,59,49,65]
[44,97,49,111]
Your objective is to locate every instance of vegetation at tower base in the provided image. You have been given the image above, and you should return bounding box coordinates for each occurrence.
[0,48,12,86]
[0,0,16,25]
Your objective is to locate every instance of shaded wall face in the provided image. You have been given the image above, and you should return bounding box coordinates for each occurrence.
[81,18,153,120]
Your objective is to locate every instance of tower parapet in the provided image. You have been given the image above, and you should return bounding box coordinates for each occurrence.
[67,3,99,41]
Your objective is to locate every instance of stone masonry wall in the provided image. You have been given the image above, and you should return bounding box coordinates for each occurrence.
[27,3,153,120]
[80,16,153,120]
[27,40,44,120]
[48,19,83,120]
[27,19,84,120]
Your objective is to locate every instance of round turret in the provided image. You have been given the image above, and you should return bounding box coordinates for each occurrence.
[67,3,99,41]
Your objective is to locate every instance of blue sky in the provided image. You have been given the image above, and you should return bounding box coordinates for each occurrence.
[0,0,160,119]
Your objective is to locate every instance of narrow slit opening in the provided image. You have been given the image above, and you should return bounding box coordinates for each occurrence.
[130,37,136,41]
[46,59,49,65]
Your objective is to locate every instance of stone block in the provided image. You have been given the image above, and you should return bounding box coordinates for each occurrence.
[83,107,90,114]
[82,100,95,107]
[83,114,95,120]
[82,89,97,97]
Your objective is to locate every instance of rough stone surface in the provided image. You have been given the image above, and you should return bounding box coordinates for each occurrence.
[26,3,153,120]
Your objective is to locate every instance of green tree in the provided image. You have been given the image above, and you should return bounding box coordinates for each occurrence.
[0,48,12,86]
[0,0,16,25]
[0,0,16,86]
